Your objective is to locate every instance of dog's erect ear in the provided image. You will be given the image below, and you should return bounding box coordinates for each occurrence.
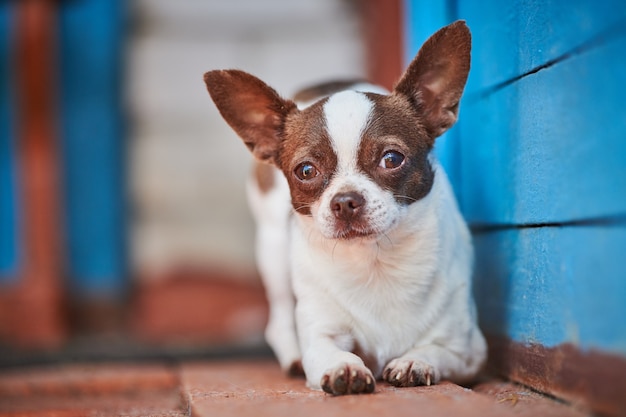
[204,70,297,164]
[394,20,471,141]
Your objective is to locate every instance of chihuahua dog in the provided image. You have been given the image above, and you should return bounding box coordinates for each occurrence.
[204,21,486,395]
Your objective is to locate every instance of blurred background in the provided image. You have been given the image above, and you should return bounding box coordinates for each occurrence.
[1,0,626,413]
[0,0,402,356]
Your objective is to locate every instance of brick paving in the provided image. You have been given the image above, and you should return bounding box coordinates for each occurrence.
[0,363,185,417]
[0,359,588,417]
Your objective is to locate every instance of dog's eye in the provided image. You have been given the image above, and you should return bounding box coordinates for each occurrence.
[294,162,319,181]
[379,151,405,169]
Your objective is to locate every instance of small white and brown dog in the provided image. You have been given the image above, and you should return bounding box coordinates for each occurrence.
[204,20,486,395]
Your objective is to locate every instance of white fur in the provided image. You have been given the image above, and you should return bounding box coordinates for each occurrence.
[247,88,486,391]
[246,167,300,371]
[323,91,372,173]
[291,162,485,389]
[311,91,400,239]
[295,82,389,110]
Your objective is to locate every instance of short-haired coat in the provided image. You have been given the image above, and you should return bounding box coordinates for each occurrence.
[204,20,486,395]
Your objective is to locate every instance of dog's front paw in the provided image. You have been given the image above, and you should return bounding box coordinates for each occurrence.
[383,358,440,387]
[321,364,375,395]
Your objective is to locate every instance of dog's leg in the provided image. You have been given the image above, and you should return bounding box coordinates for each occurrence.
[300,335,375,395]
[256,222,302,375]
[382,342,482,387]
[247,167,302,375]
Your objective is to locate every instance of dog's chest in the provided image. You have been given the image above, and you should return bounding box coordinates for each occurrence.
[294,219,443,369]
[349,252,437,332]
[338,257,440,375]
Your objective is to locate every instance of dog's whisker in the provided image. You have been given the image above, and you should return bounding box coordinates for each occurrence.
[373,241,378,258]
[331,239,340,261]
[292,201,313,213]
[393,194,419,203]
[382,232,394,247]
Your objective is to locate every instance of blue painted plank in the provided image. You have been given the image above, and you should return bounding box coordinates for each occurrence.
[457,0,519,94]
[58,0,127,296]
[473,225,626,355]
[403,0,464,200]
[403,0,453,65]
[0,3,20,282]
[453,0,626,222]
[458,34,626,224]
[458,0,626,95]
[405,1,626,224]
[404,0,626,360]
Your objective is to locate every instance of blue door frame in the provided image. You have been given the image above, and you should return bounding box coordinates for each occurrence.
[0,2,19,283]
[0,0,127,297]
[58,0,127,298]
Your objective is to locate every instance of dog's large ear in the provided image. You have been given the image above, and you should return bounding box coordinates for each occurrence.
[204,70,297,164]
[394,20,471,141]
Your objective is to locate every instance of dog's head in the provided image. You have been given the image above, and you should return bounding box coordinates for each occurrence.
[204,21,471,240]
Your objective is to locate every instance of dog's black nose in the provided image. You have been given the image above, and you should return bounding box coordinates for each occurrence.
[331,192,365,219]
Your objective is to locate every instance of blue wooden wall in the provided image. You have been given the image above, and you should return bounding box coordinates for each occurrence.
[405,0,626,356]
[0,0,127,297]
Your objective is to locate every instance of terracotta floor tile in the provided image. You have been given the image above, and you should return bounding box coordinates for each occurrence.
[180,360,589,417]
[0,390,187,417]
[0,359,589,417]
[0,363,187,417]
[473,380,589,417]
[0,363,179,396]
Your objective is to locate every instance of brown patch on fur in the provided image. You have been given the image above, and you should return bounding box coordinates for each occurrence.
[204,70,297,164]
[293,79,366,104]
[358,93,434,205]
[394,20,471,140]
[348,20,471,205]
[204,70,340,215]
[203,21,471,215]
[253,161,276,194]
[278,101,337,216]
